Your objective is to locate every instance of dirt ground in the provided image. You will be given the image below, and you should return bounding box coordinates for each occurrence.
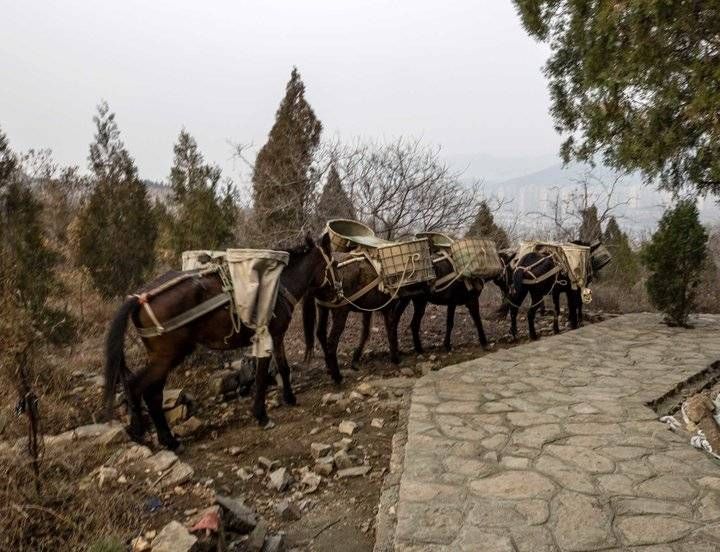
[1,288,602,550]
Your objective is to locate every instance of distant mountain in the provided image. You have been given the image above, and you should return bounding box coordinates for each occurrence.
[142,179,172,203]
[445,152,561,183]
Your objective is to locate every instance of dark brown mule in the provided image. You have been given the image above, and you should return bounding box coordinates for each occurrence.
[302,252,416,382]
[104,234,332,450]
[392,254,490,353]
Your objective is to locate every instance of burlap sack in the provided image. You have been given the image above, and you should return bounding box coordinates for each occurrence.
[181,250,227,271]
[226,249,289,358]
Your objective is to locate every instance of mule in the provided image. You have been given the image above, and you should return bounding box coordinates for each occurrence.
[505,241,600,341]
[104,233,332,450]
[390,253,490,353]
[302,252,409,383]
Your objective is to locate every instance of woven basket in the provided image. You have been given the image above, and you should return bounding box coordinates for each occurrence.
[416,232,454,252]
[375,238,434,289]
[325,219,378,252]
[590,244,612,273]
[450,238,503,278]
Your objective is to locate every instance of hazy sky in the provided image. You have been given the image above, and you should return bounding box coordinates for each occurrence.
[1,1,560,182]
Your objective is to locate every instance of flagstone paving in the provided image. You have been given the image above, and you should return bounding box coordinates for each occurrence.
[390,313,720,551]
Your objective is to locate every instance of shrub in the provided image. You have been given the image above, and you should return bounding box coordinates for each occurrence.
[641,199,708,326]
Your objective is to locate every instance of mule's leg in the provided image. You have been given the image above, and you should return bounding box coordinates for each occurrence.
[252,356,272,426]
[316,306,330,354]
[409,297,427,353]
[509,303,519,341]
[381,307,401,365]
[273,335,296,406]
[125,370,148,443]
[443,303,457,351]
[552,287,561,334]
[466,295,489,348]
[142,376,180,450]
[326,308,350,384]
[351,311,372,369]
[576,289,584,326]
[527,291,541,341]
[567,290,579,329]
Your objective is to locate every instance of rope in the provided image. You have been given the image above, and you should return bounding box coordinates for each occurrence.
[503,269,561,311]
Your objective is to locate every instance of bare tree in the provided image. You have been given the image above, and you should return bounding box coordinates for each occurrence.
[528,170,635,241]
[330,137,484,240]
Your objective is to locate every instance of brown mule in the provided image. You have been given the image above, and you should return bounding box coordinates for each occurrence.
[104,233,332,450]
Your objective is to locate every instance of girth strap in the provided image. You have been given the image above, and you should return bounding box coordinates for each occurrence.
[316,274,382,308]
[521,264,561,285]
[135,293,231,338]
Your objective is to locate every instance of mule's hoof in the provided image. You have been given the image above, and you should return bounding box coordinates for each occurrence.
[284,393,297,406]
[263,420,276,430]
[161,436,182,451]
[482,342,496,352]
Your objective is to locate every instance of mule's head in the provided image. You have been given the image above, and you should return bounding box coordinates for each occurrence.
[282,232,333,292]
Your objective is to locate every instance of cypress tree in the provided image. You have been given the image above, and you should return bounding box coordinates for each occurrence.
[641,200,708,327]
[466,201,510,249]
[602,216,640,288]
[252,68,322,245]
[316,164,355,224]
[163,129,237,264]
[75,102,157,297]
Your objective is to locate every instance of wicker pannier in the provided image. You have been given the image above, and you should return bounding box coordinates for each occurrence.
[326,219,384,251]
[590,244,612,273]
[415,231,454,252]
[375,238,435,289]
[450,238,503,279]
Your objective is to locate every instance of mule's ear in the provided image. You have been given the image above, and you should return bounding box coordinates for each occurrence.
[320,231,331,250]
[305,232,315,249]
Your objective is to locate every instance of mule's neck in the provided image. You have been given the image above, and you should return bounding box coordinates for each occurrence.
[280,248,320,302]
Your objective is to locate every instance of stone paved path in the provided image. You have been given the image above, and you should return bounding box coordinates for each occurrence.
[391,313,720,551]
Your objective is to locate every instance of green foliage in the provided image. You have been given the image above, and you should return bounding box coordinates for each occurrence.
[513,1,720,195]
[641,200,708,326]
[162,130,237,264]
[87,537,125,552]
[316,164,355,224]
[601,216,640,288]
[0,128,72,342]
[465,201,509,248]
[252,68,322,245]
[75,102,157,298]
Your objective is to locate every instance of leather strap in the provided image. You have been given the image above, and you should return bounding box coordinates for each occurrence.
[135,293,231,338]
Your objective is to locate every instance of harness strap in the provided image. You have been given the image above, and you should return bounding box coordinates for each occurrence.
[136,293,232,338]
[316,275,382,308]
[521,264,562,285]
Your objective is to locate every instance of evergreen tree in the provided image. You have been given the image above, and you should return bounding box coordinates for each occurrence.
[0,128,66,339]
[75,102,157,297]
[163,130,237,264]
[513,1,720,195]
[578,205,601,243]
[252,68,322,245]
[316,164,355,224]
[466,201,510,249]
[641,200,708,327]
[602,216,640,288]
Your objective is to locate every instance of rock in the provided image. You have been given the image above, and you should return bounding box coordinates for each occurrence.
[211,370,241,395]
[314,456,334,476]
[247,519,269,551]
[190,505,222,534]
[131,536,152,552]
[337,465,371,478]
[268,467,292,492]
[152,521,197,552]
[349,391,364,401]
[175,416,203,437]
[333,450,355,470]
[321,392,344,405]
[333,437,353,451]
[145,450,178,473]
[309,427,320,436]
[338,420,358,436]
[274,499,301,521]
[237,468,253,481]
[301,471,322,493]
[94,424,129,446]
[159,462,194,489]
[616,515,693,545]
[216,495,257,534]
[263,534,285,552]
[115,444,153,465]
[166,405,189,425]
[469,471,556,499]
[97,466,118,488]
[258,456,280,470]
[356,382,374,396]
[400,368,415,378]
[553,491,615,550]
[310,443,332,459]
[228,446,242,456]
[371,418,385,429]
[162,388,186,410]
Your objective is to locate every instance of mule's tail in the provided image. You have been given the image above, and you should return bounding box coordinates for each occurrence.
[302,296,316,362]
[104,296,139,419]
[511,266,526,302]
